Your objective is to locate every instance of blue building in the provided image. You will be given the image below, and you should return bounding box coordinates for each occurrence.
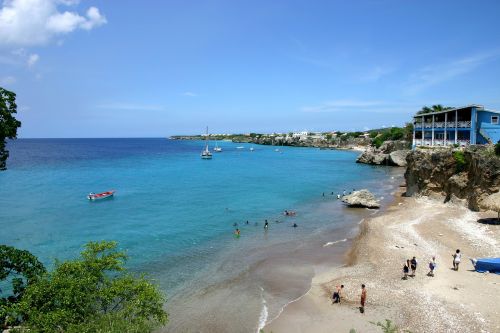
[412,105,500,147]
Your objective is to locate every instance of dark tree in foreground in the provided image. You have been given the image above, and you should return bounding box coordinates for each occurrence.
[0,87,21,171]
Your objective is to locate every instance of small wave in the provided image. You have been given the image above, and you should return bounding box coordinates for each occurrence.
[256,287,268,332]
[323,238,347,247]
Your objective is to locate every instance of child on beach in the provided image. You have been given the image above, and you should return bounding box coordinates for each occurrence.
[360,284,366,313]
[403,261,409,279]
[428,256,436,277]
[332,285,344,304]
[452,249,461,271]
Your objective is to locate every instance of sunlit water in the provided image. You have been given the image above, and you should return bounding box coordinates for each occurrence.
[0,139,403,332]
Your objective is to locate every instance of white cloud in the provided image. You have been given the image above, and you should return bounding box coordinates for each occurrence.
[404,52,499,95]
[358,66,394,82]
[0,0,107,46]
[301,99,423,114]
[27,53,39,66]
[0,75,16,85]
[182,91,198,97]
[96,103,165,112]
[301,100,382,113]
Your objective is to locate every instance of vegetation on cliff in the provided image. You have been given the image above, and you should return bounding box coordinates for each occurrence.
[1,241,167,333]
[0,87,21,171]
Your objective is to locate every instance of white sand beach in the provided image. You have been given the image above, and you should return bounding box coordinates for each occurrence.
[265,191,500,333]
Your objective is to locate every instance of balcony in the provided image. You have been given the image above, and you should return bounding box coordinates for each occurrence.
[414,120,471,129]
[414,139,470,146]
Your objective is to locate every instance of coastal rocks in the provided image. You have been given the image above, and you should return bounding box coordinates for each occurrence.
[356,149,389,165]
[405,146,500,211]
[342,189,380,208]
[356,140,410,167]
[389,150,410,167]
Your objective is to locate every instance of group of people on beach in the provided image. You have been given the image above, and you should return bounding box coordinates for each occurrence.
[402,249,462,279]
[331,284,367,313]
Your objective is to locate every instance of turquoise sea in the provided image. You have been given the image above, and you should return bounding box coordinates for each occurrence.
[0,139,402,332]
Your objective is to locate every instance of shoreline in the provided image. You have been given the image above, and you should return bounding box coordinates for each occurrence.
[265,188,500,332]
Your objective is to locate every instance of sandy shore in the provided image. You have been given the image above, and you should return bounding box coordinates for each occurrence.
[265,191,500,333]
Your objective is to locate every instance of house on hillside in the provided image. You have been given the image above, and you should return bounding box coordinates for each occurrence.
[412,105,500,147]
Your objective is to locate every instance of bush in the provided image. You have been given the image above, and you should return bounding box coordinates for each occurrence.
[495,140,500,156]
[453,151,466,172]
[12,241,167,333]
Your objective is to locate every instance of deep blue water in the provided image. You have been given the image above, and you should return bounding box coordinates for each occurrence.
[0,138,400,331]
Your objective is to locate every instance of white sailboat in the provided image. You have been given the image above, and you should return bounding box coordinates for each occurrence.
[201,127,213,159]
[213,141,222,152]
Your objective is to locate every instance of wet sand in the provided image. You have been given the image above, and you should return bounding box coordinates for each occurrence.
[265,191,500,333]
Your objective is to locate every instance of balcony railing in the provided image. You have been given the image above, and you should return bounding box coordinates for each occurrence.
[414,139,470,146]
[414,121,471,129]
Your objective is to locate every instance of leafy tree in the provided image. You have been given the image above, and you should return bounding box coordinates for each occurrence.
[416,104,454,115]
[13,241,167,333]
[495,140,500,156]
[1,245,46,327]
[0,87,21,171]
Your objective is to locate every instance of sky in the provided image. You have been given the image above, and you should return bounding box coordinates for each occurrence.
[1,0,500,138]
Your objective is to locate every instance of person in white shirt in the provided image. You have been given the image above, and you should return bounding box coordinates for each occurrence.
[452,249,461,271]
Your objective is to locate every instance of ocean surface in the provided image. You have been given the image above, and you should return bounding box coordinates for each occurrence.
[0,138,402,332]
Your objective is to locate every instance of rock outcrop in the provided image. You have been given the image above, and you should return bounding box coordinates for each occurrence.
[405,146,500,211]
[342,189,380,208]
[356,140,410,166]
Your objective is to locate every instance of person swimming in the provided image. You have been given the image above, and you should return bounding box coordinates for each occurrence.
[293,223,298,228]
[245,220,249,225]
[234,228,240,236]
[233,222,238,227]
[264,220,269,229]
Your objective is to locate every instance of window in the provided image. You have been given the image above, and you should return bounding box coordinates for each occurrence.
[492,116,499,124]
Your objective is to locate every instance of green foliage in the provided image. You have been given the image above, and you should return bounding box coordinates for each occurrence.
[0,87,21,171]
[416,104,454,115]
[370,127,406,148]
[495,140,500,156]
[370,319,412,333]
[325,133,332,141]
[453,151,466,172]
[0,245,46,326]
[13,241,167,333]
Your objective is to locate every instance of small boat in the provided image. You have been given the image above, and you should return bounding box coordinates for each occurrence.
[213,142,222,152]
[471,258,500,274]
[249,147,254,151]
[275,148,280,152]
[88,190,115,200]
[201,126,213,159]
[236,146,244,149]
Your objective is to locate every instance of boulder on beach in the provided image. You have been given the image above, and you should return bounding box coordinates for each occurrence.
[388,150,409,167]
[342,189,380,208]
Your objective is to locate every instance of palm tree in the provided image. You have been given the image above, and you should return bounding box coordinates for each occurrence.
[416,105,454,115]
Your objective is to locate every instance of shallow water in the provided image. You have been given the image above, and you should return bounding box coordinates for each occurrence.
[0,138,402,332]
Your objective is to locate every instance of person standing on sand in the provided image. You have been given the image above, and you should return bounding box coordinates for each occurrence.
[360,284,367,313]
[428,256,436,277]
[452,249,461,271]
[332,285,344,304]
[410,256,418,277]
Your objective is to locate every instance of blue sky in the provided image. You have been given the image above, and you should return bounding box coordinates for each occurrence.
[1,0,500,137]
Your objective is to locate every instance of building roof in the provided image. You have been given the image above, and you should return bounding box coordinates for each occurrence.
[413,105,500,118]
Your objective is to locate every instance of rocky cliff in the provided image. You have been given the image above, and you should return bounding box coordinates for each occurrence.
[356,140,410,167]
[405,146,500,211]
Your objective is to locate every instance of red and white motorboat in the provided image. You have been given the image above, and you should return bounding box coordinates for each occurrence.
[87,190,115,200]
